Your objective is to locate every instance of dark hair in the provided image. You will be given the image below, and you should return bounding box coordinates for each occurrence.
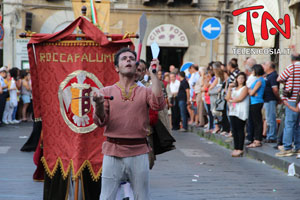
[190,64,199,71]
[114,47,136,67]
[252,64,264,76]
[235,72,247,87]
[208,61,214,68]
[228,60,238,69]
[179,71,185,78]
[20,70,29,79]
[230,58,238,67]
[291,53,300,61]
[9,68,19,81]
[270,62,276,69]
[139,59,147,67]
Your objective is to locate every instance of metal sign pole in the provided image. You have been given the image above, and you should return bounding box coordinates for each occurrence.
[210,40,213,62]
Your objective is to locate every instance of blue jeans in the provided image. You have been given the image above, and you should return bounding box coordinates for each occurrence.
[283,101,300,150]
[204,102,214,130]
[264,100,277,140]
[178,100,188,130]
[12,106,17,121]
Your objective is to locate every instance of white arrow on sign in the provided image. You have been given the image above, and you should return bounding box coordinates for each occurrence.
[203,24,221,34]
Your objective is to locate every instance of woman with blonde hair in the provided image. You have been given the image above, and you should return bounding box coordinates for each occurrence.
[208,62,225,133]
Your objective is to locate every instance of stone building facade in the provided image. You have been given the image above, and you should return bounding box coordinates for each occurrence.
[1,0,300,72]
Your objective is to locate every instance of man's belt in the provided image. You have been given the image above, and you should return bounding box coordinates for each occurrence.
[107,137,147,145]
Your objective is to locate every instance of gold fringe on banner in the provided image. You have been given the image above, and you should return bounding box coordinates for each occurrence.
[41,157,102,181]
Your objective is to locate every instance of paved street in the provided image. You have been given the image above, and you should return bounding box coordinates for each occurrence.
[1,123,300,200]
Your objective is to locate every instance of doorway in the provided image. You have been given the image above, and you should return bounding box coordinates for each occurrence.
[146,46,187,72]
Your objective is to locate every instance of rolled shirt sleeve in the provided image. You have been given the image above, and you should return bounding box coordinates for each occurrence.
[146,87,166,111]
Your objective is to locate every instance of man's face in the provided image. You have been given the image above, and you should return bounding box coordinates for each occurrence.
[0,71,7,78]
[169,65,175,72]
[136,62,146,81]
[170,74,176,82]
[262,62,271,72]
[116,51,136,77]
[157,71,162,80]
[227,64,232,72]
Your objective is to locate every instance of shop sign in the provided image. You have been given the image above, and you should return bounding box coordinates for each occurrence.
[147,24,188,47]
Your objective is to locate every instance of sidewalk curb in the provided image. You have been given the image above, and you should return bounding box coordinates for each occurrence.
[191,126,300,178]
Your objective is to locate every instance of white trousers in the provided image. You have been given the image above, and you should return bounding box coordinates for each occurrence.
[2,102,13,122]
[100,154,150,200]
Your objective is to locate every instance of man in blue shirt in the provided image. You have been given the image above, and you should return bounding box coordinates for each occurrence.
[263,61,280,143]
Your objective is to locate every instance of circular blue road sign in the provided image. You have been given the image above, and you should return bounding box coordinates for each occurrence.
[201,18,222,40]
[180,62,194,78]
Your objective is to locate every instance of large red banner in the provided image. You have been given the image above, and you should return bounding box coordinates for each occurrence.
[27,17,133,180]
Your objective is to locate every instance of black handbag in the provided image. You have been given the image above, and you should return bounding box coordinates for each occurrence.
[282,64,295,98]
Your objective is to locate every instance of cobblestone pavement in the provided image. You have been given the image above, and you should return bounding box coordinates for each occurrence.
[1,123,300,200]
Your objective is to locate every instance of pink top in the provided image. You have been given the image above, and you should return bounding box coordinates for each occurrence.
[93,83,165,157]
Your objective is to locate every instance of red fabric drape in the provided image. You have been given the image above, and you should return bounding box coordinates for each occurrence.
[27,17,133,180]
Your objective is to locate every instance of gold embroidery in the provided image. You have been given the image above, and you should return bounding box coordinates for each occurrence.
[116,82,138,101]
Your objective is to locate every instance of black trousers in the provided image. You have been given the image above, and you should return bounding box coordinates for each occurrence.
[206,104,214,130]
[171,97,180,130]
[249,103,264,141]
[230,116,246,150]
[44,165,101,200]
[20,121,42,152]
[221,102,230,132]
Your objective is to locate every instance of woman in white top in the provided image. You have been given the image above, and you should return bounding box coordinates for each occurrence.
[225,72,249,157]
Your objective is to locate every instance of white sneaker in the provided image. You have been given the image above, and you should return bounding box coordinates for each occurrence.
[7,120,13,124]
[2,120,9,124]
[13,120,21,124]
[297,154,300,159]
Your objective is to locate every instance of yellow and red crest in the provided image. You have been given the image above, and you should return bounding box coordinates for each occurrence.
[58,70,103,133]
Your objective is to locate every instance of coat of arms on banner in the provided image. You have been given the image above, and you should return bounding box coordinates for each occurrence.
[58,70,103,133]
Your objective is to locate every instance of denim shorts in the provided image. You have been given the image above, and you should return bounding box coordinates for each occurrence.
[22,95,31,104]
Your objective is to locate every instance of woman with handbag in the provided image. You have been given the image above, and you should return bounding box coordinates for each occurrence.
[208,63,225,133]
[225,72,249,157]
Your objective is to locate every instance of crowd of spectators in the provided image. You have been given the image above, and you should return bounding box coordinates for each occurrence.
[0,66,32,126]
[2,53,300,160]
[139,53,300,158]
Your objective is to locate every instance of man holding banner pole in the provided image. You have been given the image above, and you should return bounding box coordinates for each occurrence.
[93,47,165,200]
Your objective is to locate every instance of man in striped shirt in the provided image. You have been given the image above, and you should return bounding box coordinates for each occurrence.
[276,53,300,157]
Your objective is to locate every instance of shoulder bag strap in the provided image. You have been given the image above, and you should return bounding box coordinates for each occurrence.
[284,64,295,91]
